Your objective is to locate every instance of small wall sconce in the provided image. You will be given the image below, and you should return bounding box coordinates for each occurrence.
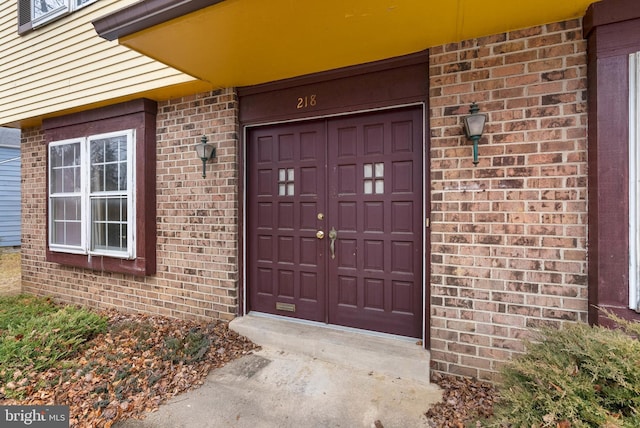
[463,102,487,166]
[195,135,216,178]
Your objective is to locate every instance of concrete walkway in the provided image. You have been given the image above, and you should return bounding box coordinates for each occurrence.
[116,315,442,428]
[116,347,441,428]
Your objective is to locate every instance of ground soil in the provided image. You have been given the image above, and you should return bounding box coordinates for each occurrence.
[0,249,21,295]
[0,309,258,428]
[426,373,498,427]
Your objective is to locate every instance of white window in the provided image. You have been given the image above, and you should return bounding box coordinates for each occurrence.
[48,130,135,259]
[629,52,640,312]
[31,0,98,27]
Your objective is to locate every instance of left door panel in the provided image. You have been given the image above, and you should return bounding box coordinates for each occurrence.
[247,121,327,322]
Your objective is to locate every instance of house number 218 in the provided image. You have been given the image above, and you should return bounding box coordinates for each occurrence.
[296,95,317,109]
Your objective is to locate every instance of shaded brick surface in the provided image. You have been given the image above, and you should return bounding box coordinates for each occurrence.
[21,89,240,322]
[20,19,589,380]
[429,19,588,380]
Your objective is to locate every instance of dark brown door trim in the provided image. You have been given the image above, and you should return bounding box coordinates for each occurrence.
[238,51,428,125]
[239,51,430,345]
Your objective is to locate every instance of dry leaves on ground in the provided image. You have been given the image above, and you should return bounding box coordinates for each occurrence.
[0,309,258,428]
[426,372,498,428]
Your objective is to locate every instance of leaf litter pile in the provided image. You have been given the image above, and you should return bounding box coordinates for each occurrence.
[426,372,498,427]
[0,309,257,428]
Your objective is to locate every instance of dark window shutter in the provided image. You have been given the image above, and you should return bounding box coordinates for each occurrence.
[17,0,32,34]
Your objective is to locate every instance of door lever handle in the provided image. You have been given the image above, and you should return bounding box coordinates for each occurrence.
[328,227,337,259]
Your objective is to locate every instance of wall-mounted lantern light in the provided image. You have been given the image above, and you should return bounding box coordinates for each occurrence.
[463,102,487,166]
[195,135,216,178]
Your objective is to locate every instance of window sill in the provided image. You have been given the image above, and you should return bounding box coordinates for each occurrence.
[47,250,153,277]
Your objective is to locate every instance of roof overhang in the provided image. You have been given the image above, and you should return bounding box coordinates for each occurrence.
[94,0,599,89]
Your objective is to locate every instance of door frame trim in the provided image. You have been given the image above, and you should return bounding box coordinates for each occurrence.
[237,51,430,345]
[241,102,428,344]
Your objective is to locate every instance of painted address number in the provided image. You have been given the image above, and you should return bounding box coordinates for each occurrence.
[296,95,317,109]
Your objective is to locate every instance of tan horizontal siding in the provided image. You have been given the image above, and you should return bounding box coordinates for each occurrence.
[0,0,203,126]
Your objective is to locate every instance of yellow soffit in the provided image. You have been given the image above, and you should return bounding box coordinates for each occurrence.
[119,0,598,88]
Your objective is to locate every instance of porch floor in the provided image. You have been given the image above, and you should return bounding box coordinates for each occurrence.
[229,312,432,385]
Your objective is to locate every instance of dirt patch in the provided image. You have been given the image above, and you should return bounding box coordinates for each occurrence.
[426,373,497,427]
[0,250,21,295]
[0,309,258,428]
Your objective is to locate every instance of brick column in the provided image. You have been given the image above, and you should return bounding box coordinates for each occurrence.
[429,20,588,379]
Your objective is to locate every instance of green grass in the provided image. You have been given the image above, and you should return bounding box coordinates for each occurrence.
[0,295,107,396]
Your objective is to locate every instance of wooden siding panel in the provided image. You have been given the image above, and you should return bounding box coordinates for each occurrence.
[0,146,21,247]
[0,0,201,126]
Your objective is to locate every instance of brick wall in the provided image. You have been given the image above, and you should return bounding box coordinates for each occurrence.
[21,88,240,321]
[20,20,589,379]
[429,19,588,380]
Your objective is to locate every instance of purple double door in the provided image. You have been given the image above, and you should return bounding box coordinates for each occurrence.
[247,107,423,338]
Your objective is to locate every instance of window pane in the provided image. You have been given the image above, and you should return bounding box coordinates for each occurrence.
[119,144,127,161]
[104,140,118,163]
[104,164,119,191]
[66,198,80,220]
[91,140,104,164]
[33,0,66,19]
[63,143,79,166]
[52,169,63,193]
[108,223,122,249]
[90,136,128,193]
[66,222,81,246]
[62,168,75,193]
[51,196,81,247]
[364,164,372,178]
[50,146,63,168]
[50,142,81,195]
[91,197,128,253]
[375,163,384,178]
[91,164,104,192]
[91,221,106,250]
[119,163,127,191]
[52,197,81,221]
[364,180,373,194]
[107,198,122,221]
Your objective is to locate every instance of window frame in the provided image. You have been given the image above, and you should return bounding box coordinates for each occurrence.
[31,0,68,27]
[48,138,86,254]
[87,130,136,259]
[48,130,136,259]
[18,0,99,34]
[44,99,157,276]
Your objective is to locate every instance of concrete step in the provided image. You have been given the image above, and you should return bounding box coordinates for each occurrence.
[229,313,432,385]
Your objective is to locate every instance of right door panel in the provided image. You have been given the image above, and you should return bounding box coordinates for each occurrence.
[327,107,423,337]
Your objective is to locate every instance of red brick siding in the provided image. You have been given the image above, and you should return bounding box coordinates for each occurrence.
[21,89,240,322]
[429,19,588,379]
[20,20,589,379]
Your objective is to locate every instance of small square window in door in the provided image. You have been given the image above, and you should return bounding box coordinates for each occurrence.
[364,162,384,194]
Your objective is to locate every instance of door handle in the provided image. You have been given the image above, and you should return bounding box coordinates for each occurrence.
[316,230,325,239]
[328,227,337,259]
